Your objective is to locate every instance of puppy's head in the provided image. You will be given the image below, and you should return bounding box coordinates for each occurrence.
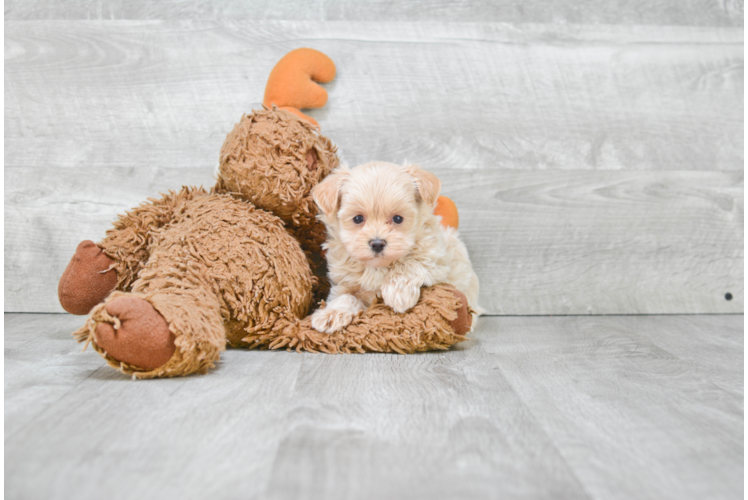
[313,161,441,268]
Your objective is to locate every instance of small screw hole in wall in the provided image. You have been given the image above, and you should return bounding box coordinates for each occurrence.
[725,293,733,301]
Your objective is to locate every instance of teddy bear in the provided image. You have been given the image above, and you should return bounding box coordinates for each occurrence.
[57,49,473,379]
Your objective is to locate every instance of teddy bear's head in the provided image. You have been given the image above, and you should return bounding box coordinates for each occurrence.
[215,107,339,229]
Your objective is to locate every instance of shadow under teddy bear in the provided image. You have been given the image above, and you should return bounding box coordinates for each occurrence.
[57,49,472,379]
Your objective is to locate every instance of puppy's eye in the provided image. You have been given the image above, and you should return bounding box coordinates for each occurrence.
[353,215,364,224]
[392,215,404,224]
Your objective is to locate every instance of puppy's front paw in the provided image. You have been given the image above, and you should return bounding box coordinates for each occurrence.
[381,282,421,313]
[311,307,355,334]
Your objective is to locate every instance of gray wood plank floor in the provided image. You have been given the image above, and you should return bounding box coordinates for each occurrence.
[5,313,743,500]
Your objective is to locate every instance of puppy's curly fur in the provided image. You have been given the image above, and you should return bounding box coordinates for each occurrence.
[311,161,480,334]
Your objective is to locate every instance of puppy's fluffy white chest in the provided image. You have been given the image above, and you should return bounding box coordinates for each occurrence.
[326,221,454,299]
[360,266,389,293]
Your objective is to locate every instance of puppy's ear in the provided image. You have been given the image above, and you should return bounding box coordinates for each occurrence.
[407,164,441,208]
[313,166,349,217]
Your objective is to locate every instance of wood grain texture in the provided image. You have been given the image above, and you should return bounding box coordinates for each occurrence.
[445,168,743,315]
[263,346,586,499]
[614,315,744,396]
[4,315,310,500]
[480,315,744,500]
[5,313,743,499]
[4,0,743,26]
[5,20,743,314]
[5,22,743,173]
[6,167,742,314]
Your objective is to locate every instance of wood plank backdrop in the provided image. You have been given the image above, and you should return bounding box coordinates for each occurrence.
[4,8,744,314]
[4,0,744,25]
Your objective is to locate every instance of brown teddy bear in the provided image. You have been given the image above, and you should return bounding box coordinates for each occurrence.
[57,49,472,379]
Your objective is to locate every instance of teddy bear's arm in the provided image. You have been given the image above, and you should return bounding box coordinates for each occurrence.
[98,187,209,291]
[59,187,210,315]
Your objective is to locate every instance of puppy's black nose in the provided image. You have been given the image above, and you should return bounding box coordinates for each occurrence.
[369,239,386,254]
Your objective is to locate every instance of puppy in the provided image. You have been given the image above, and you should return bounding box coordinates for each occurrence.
[310,161,480,334]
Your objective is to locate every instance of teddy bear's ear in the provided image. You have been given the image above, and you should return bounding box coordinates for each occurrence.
[407,164,441,208]
[313,166,350,218]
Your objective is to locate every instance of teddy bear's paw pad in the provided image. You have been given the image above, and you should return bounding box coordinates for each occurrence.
[58,240,118,315]
[94,296,175,371]
[445,288,472,336]
[311,307,355,334]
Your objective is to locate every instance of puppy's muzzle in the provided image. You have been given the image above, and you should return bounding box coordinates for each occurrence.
[369,239,387,254]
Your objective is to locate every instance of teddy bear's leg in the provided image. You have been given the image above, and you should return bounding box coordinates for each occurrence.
[76,280,226,378]
[74,235,227,378]
[58,240,118,315]
[58,188,210,315]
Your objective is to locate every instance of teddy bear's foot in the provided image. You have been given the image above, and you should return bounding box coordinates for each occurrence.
[93,296,175,371]
[75,284,228,378]
[58,240,118,315]
[446,288,472,336]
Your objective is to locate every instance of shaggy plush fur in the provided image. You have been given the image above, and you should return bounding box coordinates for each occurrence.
[217,109,338,248]
[216,107,339,299]
[74,189,314,378]
[247,283,470,354]
[59,49,474,379]
[75,284,471,379]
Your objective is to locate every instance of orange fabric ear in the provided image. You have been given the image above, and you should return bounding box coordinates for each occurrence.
[263,48,336,128]
[434,196,459,229]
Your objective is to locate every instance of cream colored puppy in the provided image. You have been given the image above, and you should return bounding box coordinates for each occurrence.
[310,161,480,334]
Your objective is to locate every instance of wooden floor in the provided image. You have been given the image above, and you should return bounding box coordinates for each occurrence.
[5,313,743,500]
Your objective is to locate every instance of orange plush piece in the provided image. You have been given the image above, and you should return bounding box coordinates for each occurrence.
[263,48,336,127]
[434,195,459,229]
